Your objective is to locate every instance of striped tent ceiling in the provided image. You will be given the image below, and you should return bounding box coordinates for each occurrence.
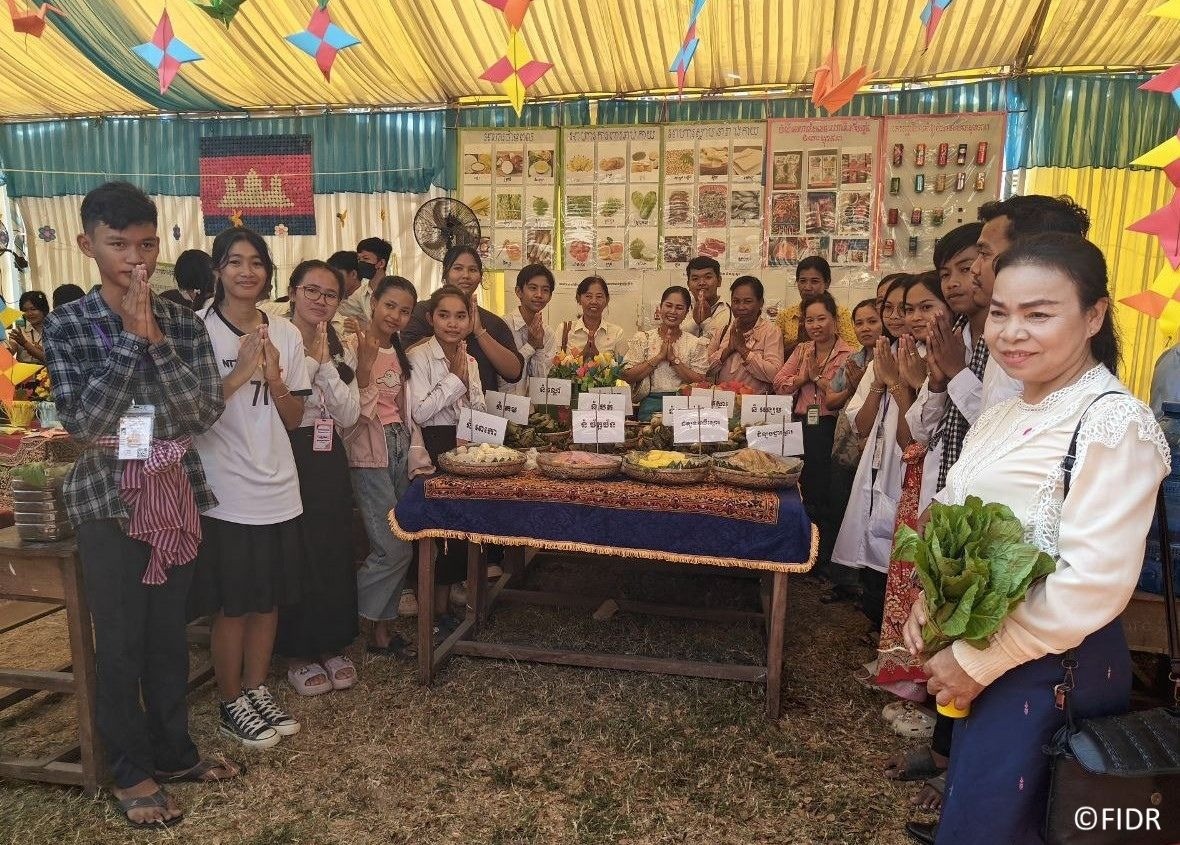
[1,0,1177,119]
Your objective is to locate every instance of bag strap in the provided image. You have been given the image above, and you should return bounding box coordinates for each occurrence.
[1057,390,1180,723]
[560,320,571,353]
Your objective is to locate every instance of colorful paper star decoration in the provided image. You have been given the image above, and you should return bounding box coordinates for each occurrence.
[1132,131,1180,187]
[133,11,203,95]
[6,0,66,38]
[668,0,707,94]
[1141,65,1180,110]
[919,0,955,49]
[192,0,248,28]
[811,48,870,114]
[1122,264,1180,338]
[1129,191,1180,269]
[482,0,533,31]
[480,29,552,117]
[286,5,361,82]
[1149,0,1180,19]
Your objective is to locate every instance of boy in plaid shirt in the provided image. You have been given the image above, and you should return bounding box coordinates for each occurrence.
[44,182,235,828]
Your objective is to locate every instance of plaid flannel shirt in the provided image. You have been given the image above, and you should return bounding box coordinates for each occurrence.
[43,289,225,526]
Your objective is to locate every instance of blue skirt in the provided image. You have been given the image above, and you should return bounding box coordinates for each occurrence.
[935,620,1131,845]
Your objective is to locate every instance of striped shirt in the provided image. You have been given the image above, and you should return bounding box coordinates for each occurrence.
[43,289,225,526]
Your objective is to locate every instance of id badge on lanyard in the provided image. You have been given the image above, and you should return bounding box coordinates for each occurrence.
[312,406,334,452]
[806,404,820,426]
[118,404,155,460]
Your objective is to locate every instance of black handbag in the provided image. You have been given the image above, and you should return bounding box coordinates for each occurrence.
[1043,437,1180,845]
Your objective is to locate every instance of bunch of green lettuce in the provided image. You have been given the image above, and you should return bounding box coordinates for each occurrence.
[891,496,1057,654]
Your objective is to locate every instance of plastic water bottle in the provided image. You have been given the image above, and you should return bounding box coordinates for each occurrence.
[1141,402,1180,595]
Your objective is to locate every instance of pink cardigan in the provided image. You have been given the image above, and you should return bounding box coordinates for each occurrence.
[340,365,433,479]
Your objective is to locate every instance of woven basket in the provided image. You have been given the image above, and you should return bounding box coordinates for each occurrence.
[621,455,711,485]
[536,452,622,480]
[712,464,801,490]
[438,450,527,478]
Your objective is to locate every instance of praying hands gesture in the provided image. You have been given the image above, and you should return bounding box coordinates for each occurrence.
[119,264,163,345]
[897,335,928,391]
[355,328,380,388]
[692,294,711,327]
[307,321,330,364]
[260,325,283,384]
[526,312,545,350]
[450,340,470,387]
[728,324,748,359]
[926,312,966,392]
[873,336,901,388]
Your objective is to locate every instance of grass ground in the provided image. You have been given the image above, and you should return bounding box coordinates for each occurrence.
[0,554,932,845]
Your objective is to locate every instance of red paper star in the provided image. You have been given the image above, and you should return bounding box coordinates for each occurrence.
[482,0,533,30]
[1128,189,1180,269]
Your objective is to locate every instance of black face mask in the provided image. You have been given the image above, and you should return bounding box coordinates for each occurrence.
[357,260,377,281]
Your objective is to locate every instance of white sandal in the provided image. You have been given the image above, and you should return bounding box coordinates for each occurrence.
[287,663,332,696]
[322,655,357,691]
[891,703,936,738]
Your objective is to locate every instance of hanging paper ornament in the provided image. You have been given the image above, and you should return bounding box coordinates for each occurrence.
[1132,131,1180,187]
[336,211,348,228]
[378,209,387,222]
[286,4,361,82]
[274,223,289,237]
[482,0,533,31]
[1121,264,1180,338]
[172,224,181,241]
[668,0,707,95]
[919,0,954,49]
[37,226,56,243]
[192,0,248,28]
[1140,64,1180,109]
[133,10,203,95]
[1149,0,1180,19]
[6,0,66,38]
[229,210,244,228]
[811,48,869,114]
[480,29,552,117]
[1128,190,1180,269]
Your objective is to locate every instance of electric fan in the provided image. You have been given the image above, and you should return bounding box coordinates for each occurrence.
[413,198,481,262]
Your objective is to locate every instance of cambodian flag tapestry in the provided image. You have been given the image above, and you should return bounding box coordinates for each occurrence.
[199,134,316,235]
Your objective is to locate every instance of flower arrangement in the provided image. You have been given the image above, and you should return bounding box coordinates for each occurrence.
[549,350,628,394]
[18,368,52,402]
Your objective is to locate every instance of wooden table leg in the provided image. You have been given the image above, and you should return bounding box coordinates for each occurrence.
[765,572,789,720]
[59,556,100,795]
[465,543,485,635]
[416,540,435,686]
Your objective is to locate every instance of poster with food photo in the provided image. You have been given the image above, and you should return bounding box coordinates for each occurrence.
[463,186,492,223]
[524,186,553,225]
[527,148,555,183]
[768,236,829,266]
[770,192,801,235]
[807,149,839,189]
[665,188,692,227]
[730,188,761,224]
[840,150,872,186]
[697,185,729,228]
[566,234,593,269]
[699,144,730,180]
[662,233,694,266]
[491,234,524,269]
[837,191,872,235]
[565,143,596,184]
[597,144,627,183]
[494,149,524,183]
[595,233,626,268]
[565,191,593,221]
[832,238,870,266]
[494,189,524,228]
[526,227,555,266]
[731,145,764,183]
[772,151,803,190]
[462,145,494,184]
[806,191,837,234]
[629,145,660,183]
[664,146,696,183]
[596,185,627,229]
[729,229,762,269]
[629,187,659,228]
[626,232,658,270]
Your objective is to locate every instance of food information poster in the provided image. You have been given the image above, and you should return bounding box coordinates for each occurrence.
[460,128,559,270]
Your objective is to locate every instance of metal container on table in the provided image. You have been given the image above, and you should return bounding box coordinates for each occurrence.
[11,471,74,542]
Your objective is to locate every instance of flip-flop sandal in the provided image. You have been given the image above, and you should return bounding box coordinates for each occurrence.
[911,773,946,812]
[891,704,936,739]
[113,788,183,829]
[367,633,417,660]
[287,663,333,696]
[323,655,358,691]
[882,746,945,781]
[155,757,245,784]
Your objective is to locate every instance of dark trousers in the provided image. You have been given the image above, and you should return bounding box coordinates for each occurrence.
[77,520,199,789]
[860,567,887,631]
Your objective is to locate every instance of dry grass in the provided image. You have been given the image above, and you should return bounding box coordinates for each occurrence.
[0,555,933,845]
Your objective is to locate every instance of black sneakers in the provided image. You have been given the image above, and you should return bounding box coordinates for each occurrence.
[244,685,301,736]
[219,695,281,749]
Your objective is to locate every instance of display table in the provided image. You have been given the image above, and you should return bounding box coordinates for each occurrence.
[392,471,816,718]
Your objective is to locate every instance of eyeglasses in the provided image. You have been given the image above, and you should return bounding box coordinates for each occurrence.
[296,286,340,304]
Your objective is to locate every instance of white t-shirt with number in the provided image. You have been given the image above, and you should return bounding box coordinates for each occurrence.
[195,305,311,525]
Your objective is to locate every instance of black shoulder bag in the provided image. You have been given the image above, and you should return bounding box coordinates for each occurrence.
[1044,394,1180,845]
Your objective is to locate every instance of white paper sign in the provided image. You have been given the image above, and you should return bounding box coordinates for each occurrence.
[689,387,737,419]
[746,420,805,457]
[527,377,573,407]
[457,407,508,446]
[672,407,729,444]
[740,394,794,426]
[589,384,633,411]
[572,409,626,443]
[484,390,532,425]
[578,391,626,414]
[661,394,691,419]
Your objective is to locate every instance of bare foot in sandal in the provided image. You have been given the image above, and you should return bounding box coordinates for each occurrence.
[156,758,244,784]
[112,779,183,828]
[910,774,946,812]
[883,746,948,781]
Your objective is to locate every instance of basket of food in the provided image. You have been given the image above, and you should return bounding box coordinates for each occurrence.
[536,450,622,481]
[621,450,711,485]
[712,449,803,489]
[438,444,527,478]
[540,430,573,447]
[505,412,567,450]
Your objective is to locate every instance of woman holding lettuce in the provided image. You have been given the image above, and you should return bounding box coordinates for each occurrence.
[901,234,1168,845]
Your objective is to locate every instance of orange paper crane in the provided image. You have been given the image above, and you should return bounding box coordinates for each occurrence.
[811,48,869,114]
[6,0,65,37]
